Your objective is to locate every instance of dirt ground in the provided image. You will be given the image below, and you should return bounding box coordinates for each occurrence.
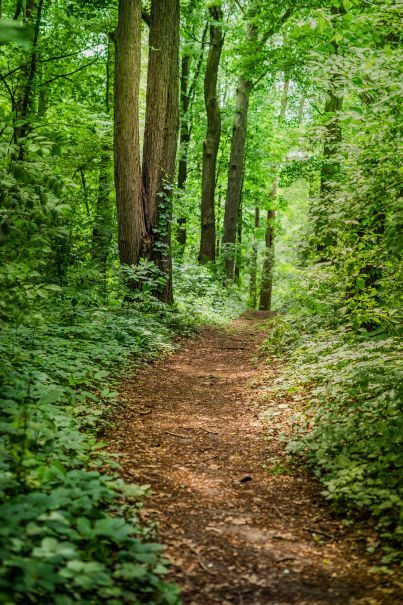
[108,313,402,605]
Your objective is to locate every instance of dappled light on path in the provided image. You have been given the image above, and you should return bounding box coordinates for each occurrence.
[109,314,401,605]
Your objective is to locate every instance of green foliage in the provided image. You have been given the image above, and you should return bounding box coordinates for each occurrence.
[263,4,402,564]
[264,304,403,563]
[0,20,33,47]
[174,261,244,323]
[0,301,188,604]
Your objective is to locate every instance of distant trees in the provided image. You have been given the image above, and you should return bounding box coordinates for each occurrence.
[1,0,395,317]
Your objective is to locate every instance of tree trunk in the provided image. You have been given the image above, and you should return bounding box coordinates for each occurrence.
[92,40,114,272]
[176,53,190,251]
[234,198,243,283]
[249,207,260,308]
[199,4,224,264]
[259,77,289,311]
[259,191,276,311]
[320,91,343,197]
[220,8,293,281]
[113,0,144,268]
[316,5,345,252]
[222,75,252,278]
[176,20,207,252]
[13,0,44,159]
[142,0,180,303]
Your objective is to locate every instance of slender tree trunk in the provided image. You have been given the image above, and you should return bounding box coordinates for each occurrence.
[113,0,144,268]
[320,91,343,196]
[92,39,114,272]
[222,75,252,278]
[221,8,292,280]
[13,0,44,159]
[176,54,190,251]
[259,77,289,310]
[316,5,345,252]
[199,4,224,264]
[259,189,276,311]
[142,0,179,303]
[176,21,207,252]
[249,207,259,308]
[234,198,243,283]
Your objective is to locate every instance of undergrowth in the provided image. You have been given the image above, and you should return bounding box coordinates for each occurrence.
[0,267,243,604]
[263,275,402,566]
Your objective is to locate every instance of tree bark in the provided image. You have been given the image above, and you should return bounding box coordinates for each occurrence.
[176,53,191,250]
[222,75,252,278]
[221,7,293,280]
[316,5,345,252]
[113,0,144,268]
[199,4,224,264]
[249,207,260,308]
[176,21,207,251]
[259,77,289,311]
[259,191,276,311]
[142,0,180,303]
[92,39,114,273]
[13,0,44,159]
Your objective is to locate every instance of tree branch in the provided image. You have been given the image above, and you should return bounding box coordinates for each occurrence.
[259,6,294,46]
[42,56,101,85]
[187,21,208,106]
[0,72,15,107]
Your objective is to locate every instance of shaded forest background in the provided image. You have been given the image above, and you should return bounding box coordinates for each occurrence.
[0,0,401,603]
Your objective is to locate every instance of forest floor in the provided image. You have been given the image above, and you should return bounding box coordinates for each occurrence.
[108,313,402,605]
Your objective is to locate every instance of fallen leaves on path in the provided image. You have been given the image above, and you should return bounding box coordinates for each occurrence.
[108,313,402,605]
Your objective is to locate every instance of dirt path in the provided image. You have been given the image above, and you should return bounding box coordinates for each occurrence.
[109,314,401,605]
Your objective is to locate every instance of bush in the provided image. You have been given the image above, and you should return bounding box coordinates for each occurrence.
[264,312,403,563]
[0,305,185,604]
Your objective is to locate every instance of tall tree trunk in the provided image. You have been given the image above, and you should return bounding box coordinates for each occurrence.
[113,0,144,268]
[176,20,207,252]
[259,77,289,311]
[316,5,345,252]
[234,197,243,283]
[92,39,114,273]
[319,91,343,197]
[13,0,44,159]
[221,6,293,280]
[142,0,179,303]
[259,190,276,311]
[199,4,224,264]
[249,207,259,308]
[176,53,190,251]
[222,75,252,278]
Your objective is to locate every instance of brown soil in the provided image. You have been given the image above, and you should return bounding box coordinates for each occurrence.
[109,313,402,605]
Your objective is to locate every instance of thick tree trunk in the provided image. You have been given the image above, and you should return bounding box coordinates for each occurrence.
[142,0,179,303]
[113,0,144,268]
[249,207,260,308]
[199,4,223,264]
[222,76,252,278]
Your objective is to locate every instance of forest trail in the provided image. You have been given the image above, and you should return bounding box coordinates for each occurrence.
[109,314,399,605]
